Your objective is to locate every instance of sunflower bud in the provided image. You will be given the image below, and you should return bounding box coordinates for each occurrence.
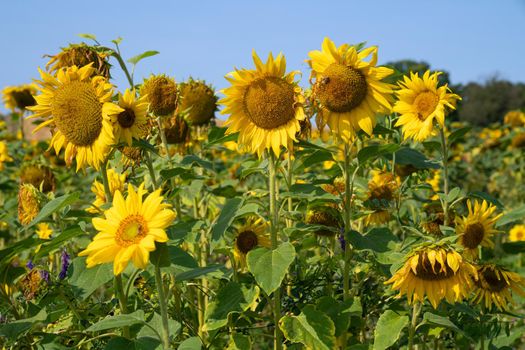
[18,184,42,225]
[141,75,178,116]
[177,80,217,126]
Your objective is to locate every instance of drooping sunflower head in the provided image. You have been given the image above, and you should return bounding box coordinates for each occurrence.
[503,110,525,127]
[511,132,525,149]
[20,163,55,193]
[233,217,271,267]
[163,114,190,145]
[305,205,342,237]
[394,71,461,142]
[140,75,178,116]
[509,224,525,242]
[79,183,176,275]
[385,244,477,308]
[2,84,37,111]
[46,43,111,79]
[111,89,150,146]
[321,176,346,196]
[28,64,123,171]
[364,170,399,225]
[456,199,502,259]
[220,51,305,157]
[421,202,456,237]
[472,264,525,310]
[308,37,394,142]
[177,79,218,126]
[18,184,42,226]
[87,168,127,214]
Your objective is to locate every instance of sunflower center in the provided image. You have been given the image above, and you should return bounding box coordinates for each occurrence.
[116,215,148,247]
[236,230,259,254]
[414,252,455,281]
[243,77,296,130]
[52,80,103,146]
[13,90,36,110]
[414,91,439,120]
[118,108,136,129]
[463,222,485,249]
[316,63,368,113]
[478,268,508,292]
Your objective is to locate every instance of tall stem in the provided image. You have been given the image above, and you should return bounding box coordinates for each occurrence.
[268,152,282,350]
[19,111,25,141]
[155,264,171,349]
[145,152,158,189]
[439,128,450,226]
[157,116,172,161]
[342,143,353,301]
[408,302,421,350]
[286,146,293,228]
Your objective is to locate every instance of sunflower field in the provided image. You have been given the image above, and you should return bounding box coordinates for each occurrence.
[0,35,525,350]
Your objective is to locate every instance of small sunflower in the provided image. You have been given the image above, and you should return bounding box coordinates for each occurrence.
[385,245,477,308]
[394,71,460,142]
[177,79,217,126]
[140,75,178,116]
[18,184,42,225]
[472,264,525,310]
[503,110,525,127]
[28,64,123,171]
[364,170,399,225]
[36,223,53,240]
[305,206,342,237]
[20,164,55,193]
[308,37,394,141]
[456,200,502,259]
[220,51,305,156]
[46,43,111,79]
[233,217,271,267]
[0,141,13,170]
[79,183,176,275]
[2,84,37,111]
[87,168,127,213]
[112,89,149,146]
[509,224,525,242]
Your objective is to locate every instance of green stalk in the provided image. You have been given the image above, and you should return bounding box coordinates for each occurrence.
[342,142,354,301]
[145,151,158,189]
[155,264,171,349]
[19,111,25,141]
[157,116,172,162]
[439,128,450,226]
[408,302,421,350]
[268,152,282,350]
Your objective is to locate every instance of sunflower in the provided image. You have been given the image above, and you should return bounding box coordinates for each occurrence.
[0,141,13,170]
[509,224,525,242]
[20,164,55,193]
[364,170,399,225]
[140,75,178,116]
[111,89,149,146]
[307,37,394,141]
[385,245,477,308]
[233,217,271,267]
[18,184,41,225]
[79,183,176,275]
[456,200,502,259]
[503,110,525,127]
[511,133,525,149]
[28,64,123,171]
[220,51,305,156]
[87,168,127,213]
[46,43,111,79]
[2,84,37,111]
[177,79,217,126]
[36,223,53,240]
[163,115,190,145]
[472,264,525,310]
[305,205,342,237]
[394,71,460,142]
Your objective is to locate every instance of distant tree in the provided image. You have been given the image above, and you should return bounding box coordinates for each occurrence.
[385,59,451,86]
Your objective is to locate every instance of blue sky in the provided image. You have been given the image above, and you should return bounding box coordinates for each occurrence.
[1,0,524,113]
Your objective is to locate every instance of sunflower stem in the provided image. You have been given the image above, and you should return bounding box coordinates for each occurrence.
[268,151,283,350]
[408,301,421,350]
[439,128,450,226]
[145,151,158,190]
[100,161,112,203]
[154,264,171,349]
[286,145,294,228]
[18,111,25,141]
[109,49,134,88]
[157,116,172,162]
[114,274,130,338]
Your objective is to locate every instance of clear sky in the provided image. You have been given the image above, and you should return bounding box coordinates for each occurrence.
[1,0,524,113]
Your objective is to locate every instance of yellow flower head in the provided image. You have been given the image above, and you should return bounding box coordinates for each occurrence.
[46,43,111,79]
[36,223,53,240]
[503,110,525,127]
[28,64,123,171]
[140,75,178,116]
[79,183,176,275]
[233,217,271,267]
[2,84,37,111]
[394,71,460,142]
[308,37,394,142]
[472,264,525,310]
[220,51,306,157]
[0,141,13,171]
[385,245,477,308]
[18,184,41,226]
[87,168,127,213]
[305,206,342,237]
[177,79,218,126]
[509,224,525,242]
[456,199,502,259]
[111,89,149,146]
[364,170,400,225]
[20,164,56,193]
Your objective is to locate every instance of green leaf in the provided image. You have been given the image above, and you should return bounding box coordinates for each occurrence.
[180,155,214,171]
[296,149,333,170]
[127,50,160,65]
[0,308,47,340]
[68,257,114,299]
[178,337,202,350]
[204,127,238,148]
[33,225,83,260]
[373,310,408,350]
[227,333,252,350]
[358,144,400,164]
[448,127,471,145]
[150,242,171,267]
[205,281,260,331]
[496,205,525,228]
[87,310,145,332]
[137,312,180,341]
[346,228,398,253]
[246,242,296,295]
[112,37,123,45]
[210,197,244,247]
[502,241,525,254]
[28,192,80,228]
[420,312,461,333]
[104,337,162,350]
[78,33,98,42]
[391,147,440,169]
[279,305,336,350]
[175,264,223,281]
[469,191,504,209]
[316,297,355,337]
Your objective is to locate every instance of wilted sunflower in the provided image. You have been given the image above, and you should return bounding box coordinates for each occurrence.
[163,115,189,145]
[308,37,394,141]
[233,217,271,267]
[87,168,126,213]
[46,43,111,79]
[140,75,178,116]
[472,264,525,310]
[28,64,123,171]
[364,170,399,225]
[385,245,477,308]
[503,110,525,127]
[221,51,305,156]
[36,223,53,240]
[456,200,502,259]
[394,71,460,142]
[20,164,55,193]
[18,184,42,225]
[111,89,149,146]
[2,84,37,111]
[511,133,525,149]
[509,224,525,242]
[79,183,176,275]
[120,146,144,168]
[177,79,217,126]
[0,141,13,170]
[305,206,342,237]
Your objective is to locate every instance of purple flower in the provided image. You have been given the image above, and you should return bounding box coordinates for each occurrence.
[338,228,346,252]
[39,270,50,283]
[59,250,70,280]
[26,260,34,270]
